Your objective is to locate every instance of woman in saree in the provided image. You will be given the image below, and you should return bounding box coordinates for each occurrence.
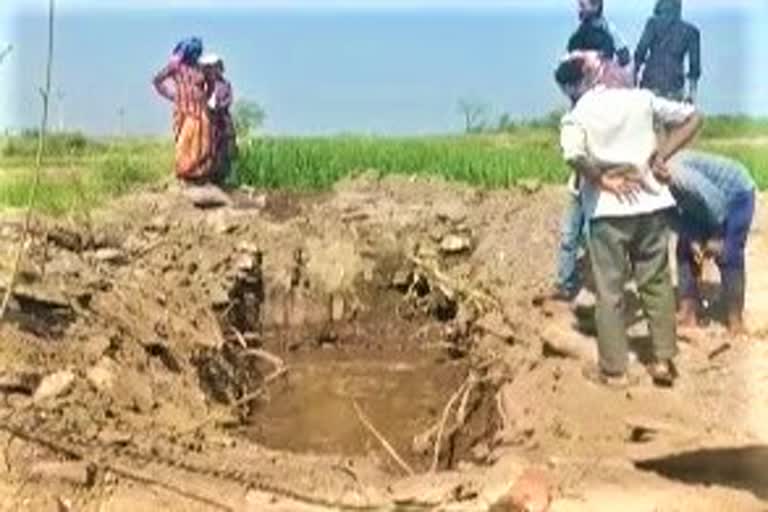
[152,37,215,183]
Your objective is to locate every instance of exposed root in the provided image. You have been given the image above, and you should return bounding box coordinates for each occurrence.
[431,375,474,473]
[352,400,416,477]
[184,331,289,435]
[229,366,289,407]
[407,255,500,313]
[418,360,501,472]
[242,348,286,372]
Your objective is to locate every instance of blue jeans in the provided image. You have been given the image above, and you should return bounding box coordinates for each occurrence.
[677,190,755,311]
[556,193,586,295]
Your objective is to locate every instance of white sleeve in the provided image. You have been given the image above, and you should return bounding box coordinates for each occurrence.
[560,116,588,163]
[651,94,696,125]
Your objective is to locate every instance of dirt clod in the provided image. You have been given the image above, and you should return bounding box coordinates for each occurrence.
[440,234,472,254]
[491,467,552,512]
[29,461,96,487]
[33,370,76,402]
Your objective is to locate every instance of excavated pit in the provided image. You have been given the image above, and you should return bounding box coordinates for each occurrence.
[246,347,471,470]
[194,251,497,472]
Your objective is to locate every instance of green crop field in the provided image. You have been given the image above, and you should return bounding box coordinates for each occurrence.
[1,115,767,214]
[234,115,768,190]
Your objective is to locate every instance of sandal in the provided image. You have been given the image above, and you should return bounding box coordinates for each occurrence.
[582,364,636,390]
[647,360,678,388]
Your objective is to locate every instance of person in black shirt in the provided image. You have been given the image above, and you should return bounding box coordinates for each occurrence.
[634,0,701,102]
[571,0,631,67]
[567,23,632,87]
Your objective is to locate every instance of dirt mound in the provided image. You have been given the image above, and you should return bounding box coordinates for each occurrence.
[0,177,765,511]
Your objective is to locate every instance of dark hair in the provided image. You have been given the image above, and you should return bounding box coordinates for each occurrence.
[568,24,615,59]
[555,57,586,88]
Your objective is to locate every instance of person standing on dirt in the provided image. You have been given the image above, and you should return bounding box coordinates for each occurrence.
[653,150,755,335]
[554,52,702,388]
[152,37,215,183]
[200,53,237,187]
[552,47,630,302]
[634,0,701,102]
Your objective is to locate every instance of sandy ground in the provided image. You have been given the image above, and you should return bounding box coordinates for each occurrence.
[0,176,765,511]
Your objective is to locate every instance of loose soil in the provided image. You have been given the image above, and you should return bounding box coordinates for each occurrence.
[0,174,766,511]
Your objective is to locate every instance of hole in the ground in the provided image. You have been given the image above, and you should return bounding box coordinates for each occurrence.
[246,349,470,470]
[634,445,768,500]
[195,253,496,473]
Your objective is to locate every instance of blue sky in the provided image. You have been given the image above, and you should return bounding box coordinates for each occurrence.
[1,0,766,135]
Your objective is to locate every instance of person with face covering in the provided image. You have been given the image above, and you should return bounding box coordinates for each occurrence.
[554,51,702,388]
[571,0,631,68]
[551,49,631,302]
[634,0,701,102]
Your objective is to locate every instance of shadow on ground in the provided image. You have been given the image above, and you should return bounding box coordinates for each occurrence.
[635,445,768,500]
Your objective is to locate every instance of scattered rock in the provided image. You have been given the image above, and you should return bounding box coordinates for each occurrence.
[97,429,133,446]
[13,285,71,310]
[250,191,268,207]
[341,210,371,223]
[516,178,542,195]
[439,234,472,254]
[112,369,155,414]
[541,325,597,362]
[434,202,467,224]
[91,231,121,250]
[416,245,439,259]
[237,241,260,254]
[47,227,83,252]
[86,358,117,393]
[330,294,345,322]
[183,184,232,208]
[391,269,413,290]
[572,288,596,310]
[490,467,552,512]
[471,442,491,463]
[29,461,96,487]
[33,370,76,402]
[145,215,170,234]
[93,248,127,264]
[624,416,696,444]
[234,253,256,272]
[57,497,74,512]
[210,286,230,308]
[0,371,41,395]
[43,252,87,277]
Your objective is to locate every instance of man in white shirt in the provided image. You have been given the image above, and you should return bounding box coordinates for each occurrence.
[555,52,702,387]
